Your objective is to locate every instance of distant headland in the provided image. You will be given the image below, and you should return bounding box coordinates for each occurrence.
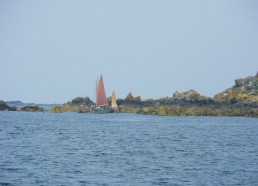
[1,73,258,117]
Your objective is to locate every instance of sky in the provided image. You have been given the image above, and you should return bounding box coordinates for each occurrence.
[1,0,258,104]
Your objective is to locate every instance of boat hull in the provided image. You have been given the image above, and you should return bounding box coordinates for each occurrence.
[91,108,114,114]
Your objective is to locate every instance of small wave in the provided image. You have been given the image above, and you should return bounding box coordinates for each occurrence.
[0,182,14,186]
[103,118,143,122]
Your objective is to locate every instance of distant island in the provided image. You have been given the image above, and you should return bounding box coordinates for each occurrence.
[0,101,45,112]
[6,101,60,110]
[1,73,258,117]
[0,101,60,112]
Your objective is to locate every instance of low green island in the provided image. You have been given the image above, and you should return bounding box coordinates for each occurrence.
[1,73,258,117]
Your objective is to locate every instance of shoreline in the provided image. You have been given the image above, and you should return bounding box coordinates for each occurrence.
[1,73,258,118]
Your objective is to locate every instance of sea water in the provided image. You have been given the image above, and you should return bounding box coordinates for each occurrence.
[0,112,258,185]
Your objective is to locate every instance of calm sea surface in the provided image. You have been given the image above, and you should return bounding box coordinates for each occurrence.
[0,112,258,186]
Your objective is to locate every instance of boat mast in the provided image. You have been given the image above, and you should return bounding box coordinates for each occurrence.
[96,75,98,107]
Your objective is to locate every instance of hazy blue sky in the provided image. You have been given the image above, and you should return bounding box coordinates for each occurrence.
[1,0,258,103]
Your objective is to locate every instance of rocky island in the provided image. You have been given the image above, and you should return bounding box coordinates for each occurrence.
[50,73,258,118]
[0,100,45,112]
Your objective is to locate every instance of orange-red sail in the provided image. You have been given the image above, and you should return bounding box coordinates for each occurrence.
[96,75,108,107]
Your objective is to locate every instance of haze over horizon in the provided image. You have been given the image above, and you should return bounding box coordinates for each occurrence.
[1,0,258,104]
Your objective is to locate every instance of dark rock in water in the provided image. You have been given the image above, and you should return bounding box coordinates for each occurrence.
[78,109,90,113]
[0,100,17,111]
[19,106,44,112]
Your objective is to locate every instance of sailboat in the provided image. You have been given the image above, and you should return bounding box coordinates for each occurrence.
[111,91,119,111]
[91,75,114,114]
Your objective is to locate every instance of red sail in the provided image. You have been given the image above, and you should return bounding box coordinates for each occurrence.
[96,75,108,106]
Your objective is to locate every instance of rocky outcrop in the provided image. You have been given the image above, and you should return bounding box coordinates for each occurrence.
[0,100,17,111]
[214,73,258,104]
[118,105,142,113]
[125,92,134,101]
[173,89,211,101]
[118,90,258,118]
[50,106,63,113]
[116,91,213,109]
[138,105,258,117]
[116,93,153,113]
[69,97,93,105]
[51,97,93,113]
[18,106,44,112]
[56,104,90,113]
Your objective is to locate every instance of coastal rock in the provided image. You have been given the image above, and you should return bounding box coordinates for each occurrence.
[70,97,94,105]
[124,92,142,102]
[117,91,216,114]
[51,97,93,113]
[125,92,134,101]
[0,100,17,111]
[138,105,258,117]
[172,89,211,101]
[50,106,63,113]
[59,104,90,112]
[214,73,258,104]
